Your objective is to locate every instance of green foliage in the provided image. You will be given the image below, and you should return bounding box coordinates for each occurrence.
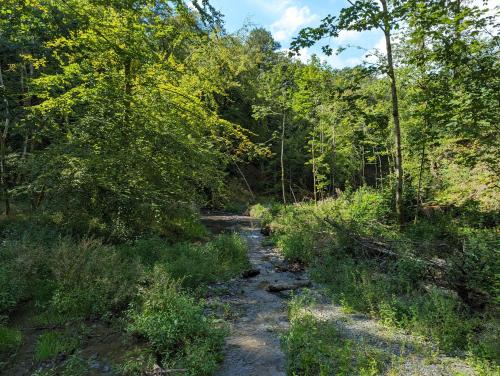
[127,266,225,375]
[59,354,89,376]
[0,326,22,354]
[283,294,387,376]
[118,348,157,376]
[249,201,282,226]
[0,230,55,312]
[35,331,80,361]
[270,190,499,367]
[49,239,141,320]
[249,203,268,219]
[162,234,250,289]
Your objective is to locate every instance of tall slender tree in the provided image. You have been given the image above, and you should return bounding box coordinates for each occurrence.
[292,0,407,227]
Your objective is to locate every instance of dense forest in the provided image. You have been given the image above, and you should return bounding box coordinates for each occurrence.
[0,0,498,375]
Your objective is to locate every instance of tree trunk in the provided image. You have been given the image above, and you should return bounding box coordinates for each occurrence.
[234,161,255,200]
[124,58,132,128]
[0,65,10,215]
[281,111,286,204]
[311,132,317,204]
[380,0,404,229]
[331,122,336,194]
[414,139,426,223]
[378,152,383,188]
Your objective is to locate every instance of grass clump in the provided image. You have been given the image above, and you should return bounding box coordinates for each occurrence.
[127,266,225,375]
[162,234,249,289]
[0,326,22,354]
[282,293,387,376]
[35,331,80,361]
[49,239,141,320]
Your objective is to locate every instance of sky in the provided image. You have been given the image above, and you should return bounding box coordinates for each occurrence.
[209,0,499,68]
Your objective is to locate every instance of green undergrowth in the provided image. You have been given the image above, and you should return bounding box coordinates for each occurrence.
[283,293,388,376]
[0,325,22,355]
[262,187,499,371]
[0,215,249,375]
[127,267,226,375]
[35,331,80,361]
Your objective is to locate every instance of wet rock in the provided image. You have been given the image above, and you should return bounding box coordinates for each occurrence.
[265,280,311,292]
[242,268,260,278]
[260,224,271,236]
[274,262,304,273]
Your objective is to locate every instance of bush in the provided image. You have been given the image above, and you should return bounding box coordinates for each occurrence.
[249,202,282,226]
[270,187,499,368]
[249,203,269,219]
[127,266,225,375]
[408,288,474,352]
[49,239,141,320]
[0,236,54,312]
[162,234,249,288]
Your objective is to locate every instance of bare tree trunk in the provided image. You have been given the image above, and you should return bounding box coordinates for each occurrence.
[331,122,336,194]
[361,145,366,185]
[234,161,255,200]
[289,166,297,203]
[378,152,383,189]
[312,132,317,204]
[281,111,286,204]
[381,0,404,229]
[414,140,426,223]
[124,58,132,129]
[0,65,10,215]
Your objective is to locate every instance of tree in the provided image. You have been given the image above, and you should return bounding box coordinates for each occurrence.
[253,56,296,203]
[291,0,407,227]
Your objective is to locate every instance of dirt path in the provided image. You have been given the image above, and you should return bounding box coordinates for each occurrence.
[201,214,476,376]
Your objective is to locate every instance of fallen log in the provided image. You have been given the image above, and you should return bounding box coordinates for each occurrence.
[265,280,311,292]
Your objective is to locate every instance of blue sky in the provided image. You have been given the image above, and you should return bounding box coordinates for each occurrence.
[209,0,499,68]
[209,0,385,68]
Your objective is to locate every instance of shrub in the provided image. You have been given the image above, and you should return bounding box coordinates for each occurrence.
[49,239,141,320]
[127,266,225,375]
[249,202,282,226]
[408,288,474,352]
[0,236,54,312]
[163,234,249,288]
[35,331,80,361]
[0,326,22,354]
[117,236,167,267]
[277,231,314,264]
[249,203,268,219]
[270,187,498,367]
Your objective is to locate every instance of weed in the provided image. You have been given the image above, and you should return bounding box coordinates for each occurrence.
[35,331,80,361]
[0,326,22,353]
[127,266,226,375]
[283,295,387,375]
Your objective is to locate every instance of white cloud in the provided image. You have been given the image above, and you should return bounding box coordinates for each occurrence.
[320,53,361,69]
[271,5,318,42]
[296,47,312,63]
[364,36,386,65]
